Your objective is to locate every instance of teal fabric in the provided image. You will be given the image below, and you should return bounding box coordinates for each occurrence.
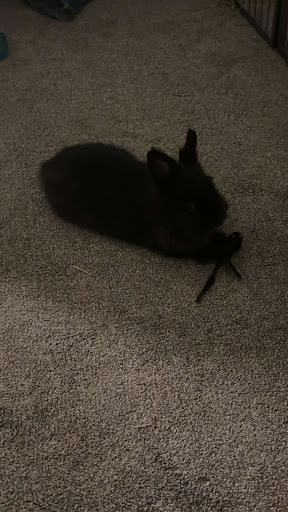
[25,0,93,21]
[0,33,8,61]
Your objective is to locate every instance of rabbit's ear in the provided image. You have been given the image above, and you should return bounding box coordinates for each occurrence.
[147,149,176,180]
[179,129,198,163]
[185,129,197,150]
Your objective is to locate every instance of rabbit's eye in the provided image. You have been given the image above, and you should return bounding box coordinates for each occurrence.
[186,202,196,214]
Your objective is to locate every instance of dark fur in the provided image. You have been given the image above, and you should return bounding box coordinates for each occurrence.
[40,130,228,258]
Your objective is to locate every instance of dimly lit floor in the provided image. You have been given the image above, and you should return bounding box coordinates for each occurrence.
[1,1,288,511]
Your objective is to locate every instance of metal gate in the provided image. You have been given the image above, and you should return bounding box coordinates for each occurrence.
[234,0,288,63]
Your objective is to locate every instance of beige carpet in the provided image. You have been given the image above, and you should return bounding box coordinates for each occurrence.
[1,1,288,511]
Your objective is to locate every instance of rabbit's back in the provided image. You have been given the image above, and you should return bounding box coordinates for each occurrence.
[40,143,161,243]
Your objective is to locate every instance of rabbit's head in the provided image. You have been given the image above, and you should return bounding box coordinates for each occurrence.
[147,130,228,244]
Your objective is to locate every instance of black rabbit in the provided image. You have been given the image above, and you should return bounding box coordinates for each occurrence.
[40,130,228,258]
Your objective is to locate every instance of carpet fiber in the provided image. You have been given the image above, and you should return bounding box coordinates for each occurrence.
[1,1,288,511]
